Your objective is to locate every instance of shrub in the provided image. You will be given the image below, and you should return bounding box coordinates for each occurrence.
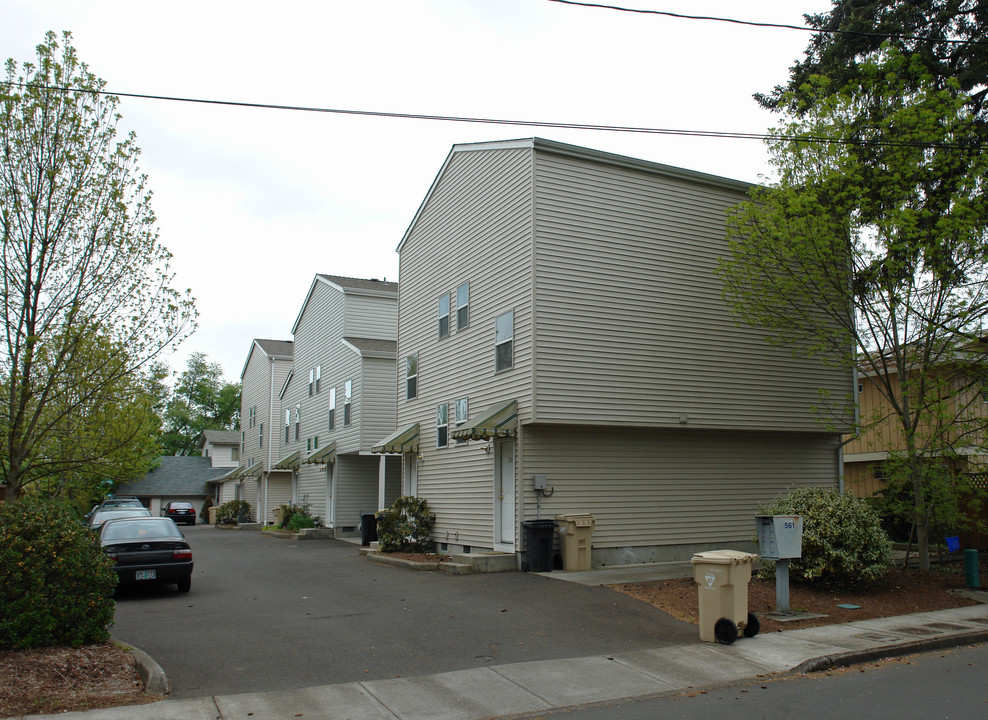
[277,496,319,531]
[200,497,214,524]
[215,499,251,524]
[0,497,116,649]
[758,486,892,586]
[376,496,433,552]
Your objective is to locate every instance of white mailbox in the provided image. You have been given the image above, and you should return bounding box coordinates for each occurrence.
[756,515,802,560]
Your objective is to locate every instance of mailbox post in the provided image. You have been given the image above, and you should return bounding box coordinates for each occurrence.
[755,515,802,614]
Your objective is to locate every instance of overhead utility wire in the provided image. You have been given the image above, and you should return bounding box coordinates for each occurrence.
[8,81,984,152]
[547,0,988,46]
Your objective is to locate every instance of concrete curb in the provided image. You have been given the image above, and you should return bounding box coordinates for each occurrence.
[365,552,441,571]
[791,628,988,674]
[114,638,169,696]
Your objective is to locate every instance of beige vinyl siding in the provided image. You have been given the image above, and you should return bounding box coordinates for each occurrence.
[296,464,329,522]
[360,356,398,449]
[344,292,398,339]
[263,474,293,524]
[531,151,854,432]
[218,480,237,505]
[521,425,838,551]
[240,349,270,472]
[333,352,363,453]
[243,478,260,521]
[334,456,400,530]
[396,147,535,543]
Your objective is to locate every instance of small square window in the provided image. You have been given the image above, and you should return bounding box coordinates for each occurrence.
[437,403,448,449]
[406,353,418,400]
[438,294,450,339]
[456,283,469,330]
[495,310,514,372]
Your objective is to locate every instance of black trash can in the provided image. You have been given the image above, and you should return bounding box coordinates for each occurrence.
[360,513,378,546]
[522,519,555,572]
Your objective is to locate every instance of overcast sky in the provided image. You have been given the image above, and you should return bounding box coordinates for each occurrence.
[3,0,833,383]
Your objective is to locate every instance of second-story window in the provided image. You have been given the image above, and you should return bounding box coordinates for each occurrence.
[309,369,314,397]
[284,409,290,444]
[328,387,336,430]
[259,423,264,449]
[294,404,301,442]
[249,406,256,428]
[344,380,352,426]
[232,446,240,461]
[437,403,448,449]
[496,310,514,372]
[456,282,469,330]
[438,293,450,338]
[406,353,418,400]
[315,365,321,394]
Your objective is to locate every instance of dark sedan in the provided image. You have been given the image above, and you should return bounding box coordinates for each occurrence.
[100,517,194,592]
[162,501,197,526]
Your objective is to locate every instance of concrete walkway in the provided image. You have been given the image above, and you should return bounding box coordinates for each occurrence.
[19,598,988,720]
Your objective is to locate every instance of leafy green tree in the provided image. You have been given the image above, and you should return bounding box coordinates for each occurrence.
[161,352,240,456]
[0,32,196,500]
[720,48,988,571]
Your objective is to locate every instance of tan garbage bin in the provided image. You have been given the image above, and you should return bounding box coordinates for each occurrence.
[690,549,760,644]
[208,506,217,525]
[555,514,595,571]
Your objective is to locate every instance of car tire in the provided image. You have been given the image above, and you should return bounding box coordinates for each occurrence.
[177,577,191,593]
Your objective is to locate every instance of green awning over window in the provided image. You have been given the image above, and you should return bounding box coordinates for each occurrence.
[222,464,245,480]
[244,461,264,477]
[273,450,300,470]
[451,399,517,441]
[371,423,420,454]
[305,441,336,464]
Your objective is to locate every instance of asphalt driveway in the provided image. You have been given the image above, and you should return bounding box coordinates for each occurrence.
[111,526,696,698]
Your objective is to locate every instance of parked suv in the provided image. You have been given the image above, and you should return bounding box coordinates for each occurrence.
[162,501,197,526]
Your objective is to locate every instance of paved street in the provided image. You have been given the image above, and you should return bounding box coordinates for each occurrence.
[542,641,988,720]
[111,525,696,698]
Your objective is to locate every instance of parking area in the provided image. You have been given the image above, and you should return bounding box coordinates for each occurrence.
[111,525,696,698]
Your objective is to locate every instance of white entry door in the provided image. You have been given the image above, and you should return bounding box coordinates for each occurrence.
[405,454,418,496]
[495,441,515,550]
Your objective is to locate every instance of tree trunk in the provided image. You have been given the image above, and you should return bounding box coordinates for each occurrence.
[910,454,931,571]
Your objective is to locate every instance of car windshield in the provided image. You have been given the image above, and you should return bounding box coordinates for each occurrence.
[102,519,182,542]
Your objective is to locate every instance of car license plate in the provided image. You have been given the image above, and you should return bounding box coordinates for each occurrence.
[135,569,156,581]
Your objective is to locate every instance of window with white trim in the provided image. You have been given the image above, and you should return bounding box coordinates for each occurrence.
[284,409,290,443]
[406,353,418,400]
[438,293,450,338]
[328,387,336,430]
[259,423,264,449]
[437,403,448,449]
[309,369,314,396]
[456,282,469,330]
[294,404,301,442]
[455,397,468,445]
[495,309,514,372]
[315,365,321,394]
[249,406,256,428]
[344,380,352,426]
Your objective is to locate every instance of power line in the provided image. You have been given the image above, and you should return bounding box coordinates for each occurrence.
[7,81,985,152]
[547,0,988,46]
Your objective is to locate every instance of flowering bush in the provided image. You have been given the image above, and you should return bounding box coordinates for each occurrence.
[277,496,319,532]
[376,496,433,552]
[215,499,251,524]
[0,497,116,649]
[758,487,892,586]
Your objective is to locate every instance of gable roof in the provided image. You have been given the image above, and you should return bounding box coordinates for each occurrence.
[397,137,753,252]
[292,274,398,335]
[199,430,241,448]
[115,456,229,497]
[240,338,294,380]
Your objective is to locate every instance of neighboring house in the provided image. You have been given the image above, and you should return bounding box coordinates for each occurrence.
[115,456,229,517]
[198,429,242,468]
[218,339,294,521]
[276,275,402,535]
[844,364,988,548]
[376,137,854,567]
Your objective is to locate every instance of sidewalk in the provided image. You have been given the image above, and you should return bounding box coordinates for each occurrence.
[20,600,988,720]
